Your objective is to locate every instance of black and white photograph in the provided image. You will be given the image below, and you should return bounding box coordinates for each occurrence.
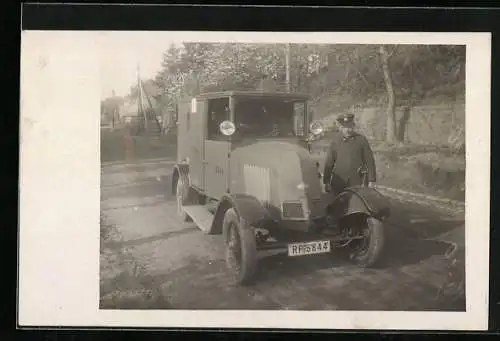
[19,30,490,330]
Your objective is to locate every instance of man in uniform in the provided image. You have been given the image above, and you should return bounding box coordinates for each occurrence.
[323,113,377,194]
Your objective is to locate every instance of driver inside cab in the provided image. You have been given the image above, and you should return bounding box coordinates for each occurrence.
[209,105,230,139]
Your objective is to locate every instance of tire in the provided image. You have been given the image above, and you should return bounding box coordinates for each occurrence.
[223,208,258,285]
[175,175,196,222]
[349,216,385,268]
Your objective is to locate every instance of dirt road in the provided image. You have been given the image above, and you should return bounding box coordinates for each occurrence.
[100,157,465,311]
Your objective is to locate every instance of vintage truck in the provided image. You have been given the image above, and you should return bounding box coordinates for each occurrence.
[172,91,391,285]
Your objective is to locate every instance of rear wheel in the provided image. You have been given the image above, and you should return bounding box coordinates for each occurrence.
[348,216,385,267]
[175,175,196,222]
[223,208,257,285]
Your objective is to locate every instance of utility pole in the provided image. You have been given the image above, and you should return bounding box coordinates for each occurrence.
[111,89,116,129]
[136,63,148,133]
[285,43,291,93]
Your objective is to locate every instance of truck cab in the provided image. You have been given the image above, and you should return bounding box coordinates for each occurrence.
[175,91,316,204]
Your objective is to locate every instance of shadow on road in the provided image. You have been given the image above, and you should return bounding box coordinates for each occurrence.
[386,199,464,240]
[252,233,452,283]
[103,226,201,250]
[378,234,451,268]
[254,252,344,282]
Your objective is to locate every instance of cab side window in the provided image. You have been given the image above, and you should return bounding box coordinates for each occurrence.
[207,98,230,140]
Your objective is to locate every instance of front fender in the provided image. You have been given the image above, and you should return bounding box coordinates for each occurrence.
[346,186,391,219]
[210,194,270,235]
[328,186,391,220]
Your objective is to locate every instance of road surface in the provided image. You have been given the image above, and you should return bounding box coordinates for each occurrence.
[100,157,465,311]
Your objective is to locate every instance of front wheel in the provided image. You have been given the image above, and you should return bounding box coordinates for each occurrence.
[223,208,257,285]
[348,216,385,267]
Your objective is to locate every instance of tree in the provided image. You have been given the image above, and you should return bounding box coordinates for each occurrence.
[379,45,397,143]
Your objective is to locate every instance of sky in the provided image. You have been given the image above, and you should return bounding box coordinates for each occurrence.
[99,33,182,99]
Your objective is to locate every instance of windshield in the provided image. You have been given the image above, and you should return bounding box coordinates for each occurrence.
[234,98,306,138]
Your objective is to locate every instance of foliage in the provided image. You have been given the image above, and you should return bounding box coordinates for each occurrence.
[144,43,464,106]
[102,43,465,142]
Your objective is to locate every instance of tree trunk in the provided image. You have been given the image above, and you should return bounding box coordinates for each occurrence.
[397,106,411,142]
[297,62,302,92]
[379,46,397,143]
[285,43,291,92]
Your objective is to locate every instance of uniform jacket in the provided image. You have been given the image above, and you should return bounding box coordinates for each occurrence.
[323,131,376,189]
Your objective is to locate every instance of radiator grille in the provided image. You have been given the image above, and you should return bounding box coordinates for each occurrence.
[243,164,271,203]
[282,202,305,219]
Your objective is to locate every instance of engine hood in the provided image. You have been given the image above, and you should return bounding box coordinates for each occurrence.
[229,141,323,218]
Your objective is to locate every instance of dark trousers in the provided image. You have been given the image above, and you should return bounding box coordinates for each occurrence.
[327,174,349,196]
[327,173,367,194]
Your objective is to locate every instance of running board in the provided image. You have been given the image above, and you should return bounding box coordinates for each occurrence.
[183,205,215,234]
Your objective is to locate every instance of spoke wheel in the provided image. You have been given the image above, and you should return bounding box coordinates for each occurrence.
[226,223,242,273]
[223,208,257,285]
[348,216,385,268]
[175,176,194,222]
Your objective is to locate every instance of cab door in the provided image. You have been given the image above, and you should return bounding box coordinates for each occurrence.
[204,140,230,200]
[204,97,231,200]
[182,98,207,191]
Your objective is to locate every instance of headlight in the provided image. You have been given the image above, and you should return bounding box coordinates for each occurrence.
[219,120,236,136]
[309,121,324,136]
[297,182,308,190]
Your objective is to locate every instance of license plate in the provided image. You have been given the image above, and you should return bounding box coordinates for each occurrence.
[287,240,331,257]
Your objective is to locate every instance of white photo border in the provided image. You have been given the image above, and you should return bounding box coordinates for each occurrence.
[19,31,491,330]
